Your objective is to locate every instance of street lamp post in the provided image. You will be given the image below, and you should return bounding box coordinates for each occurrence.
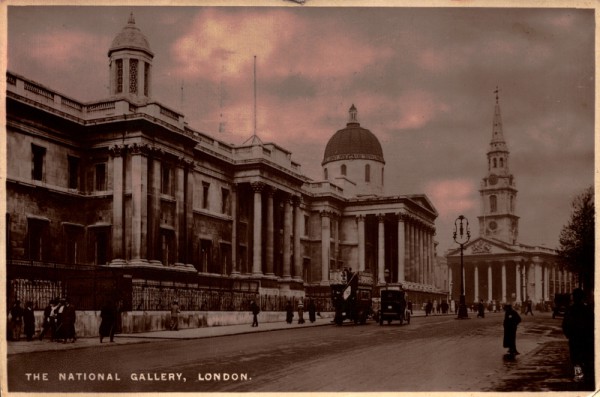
[453,215,470,319]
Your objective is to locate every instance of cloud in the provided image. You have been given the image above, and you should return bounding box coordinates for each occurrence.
[424,179,478,216]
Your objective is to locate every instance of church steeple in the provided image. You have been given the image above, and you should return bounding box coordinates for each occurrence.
[478,87,519,244]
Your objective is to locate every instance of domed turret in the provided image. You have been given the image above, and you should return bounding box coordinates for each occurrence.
[108,13,154,104]
[322,105,385,197]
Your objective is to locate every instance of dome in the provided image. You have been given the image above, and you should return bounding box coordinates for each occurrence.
[108,13,154,57]
[322,105,384,165]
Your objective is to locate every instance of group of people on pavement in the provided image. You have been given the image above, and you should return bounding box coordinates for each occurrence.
[9,298,77,343]
[249,298,318,327]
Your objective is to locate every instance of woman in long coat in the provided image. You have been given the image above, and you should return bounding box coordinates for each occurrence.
[285,301,294,324]
[503,304,521,355]
[99,301,117,343]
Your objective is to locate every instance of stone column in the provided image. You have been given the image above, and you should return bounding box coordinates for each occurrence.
[357,215,366,272]
[110,145,125,264]
[448,265,453,299]
[293,196,303,280]
[184,160,194,266]
[488,263,493,302]
[320,211,331,284]
[516,263,521,302]
[147,149,162,265]
[474,265,479,302]
[282,196,292,280]
[534,260,543,303]
[174,159,185,265]
[265,187,275,276]
[544,264,549,301]
[251,182,264,276]
[501,262,507,303]
[378,214,385,284]
[334,216,340,270]
[397,213,406,282]
[231,184,239,275]
[130,143,148,263]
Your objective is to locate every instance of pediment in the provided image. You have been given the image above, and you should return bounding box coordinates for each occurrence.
[446,237,517,257]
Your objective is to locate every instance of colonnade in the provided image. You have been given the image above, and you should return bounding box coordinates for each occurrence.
[448,259,575,304]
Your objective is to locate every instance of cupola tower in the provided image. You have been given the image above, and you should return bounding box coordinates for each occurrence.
[108,13,154,104]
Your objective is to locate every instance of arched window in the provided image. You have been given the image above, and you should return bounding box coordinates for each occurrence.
[324,168,328,180]
[500,158,504,168]
[490,195,497,213]
[493,158,497,168]
[381,168,384,185]
[365,164,370,182]
[341,164,347,176]
[510,195,514,212]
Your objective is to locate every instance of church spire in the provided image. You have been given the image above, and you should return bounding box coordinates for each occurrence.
[490,86,508,153]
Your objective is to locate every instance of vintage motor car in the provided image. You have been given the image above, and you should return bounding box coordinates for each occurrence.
[379,289,410,325]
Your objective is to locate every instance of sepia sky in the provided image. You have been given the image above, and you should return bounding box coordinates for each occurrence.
[5,4,595,254]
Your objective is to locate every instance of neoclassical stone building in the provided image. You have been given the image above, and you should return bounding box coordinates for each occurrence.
[6,14,444,316]
[446,92,575,308]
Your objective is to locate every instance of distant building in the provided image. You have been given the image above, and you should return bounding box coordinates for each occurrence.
[446,91,574,308]
[6,14,445,315]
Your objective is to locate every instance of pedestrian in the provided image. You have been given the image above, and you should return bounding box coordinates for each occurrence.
[297,299,305,324]
[170,299,180,330]
[503,304,521,356]
[54,297,66,342]
[477,300,485,318]
[38,299,57,341]
[23,301,36,341]
[407,300,413,315]
[250,300,260,327]
[99,300,117,343]
[525,299,534,316]
[9,300,23,341]
[61,298,77,343]
[425,300,432,316]
[562,288,594,383]
[307,299,317,323]
[285,301,294,324]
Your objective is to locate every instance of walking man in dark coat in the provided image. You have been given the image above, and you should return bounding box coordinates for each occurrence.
[10,300,23,341]
[562,288,594,383]
[23,301,36,341]
[250,300,260,327]
[307,299,317,323]
[61,298,77,343]
[285,301,294,324]
[503,304,521,356]
[99,300,118,343]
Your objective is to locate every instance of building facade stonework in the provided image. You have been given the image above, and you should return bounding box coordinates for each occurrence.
[446,91,574,309]
[6,15,444,326]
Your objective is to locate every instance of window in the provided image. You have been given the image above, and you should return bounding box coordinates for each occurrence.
[324,168,328,180]
[221,188,230,214]
[93,228,109,265]
[64,224,84,264]
[200,239,213,273]
[161,164,171,195]
[32,144,46,181]
[95,163,107,191]
[129,59,138,94]
[144,62,150,96]
[382,168,384,185]
[116,59,123,94]
[365,164,371,182]
[202,182,210,209]
[68,156,79,189]
[490,195,497,213]
[28,218,48,261]
[341,164,347,176]
[160,229,175,266]
[304,215,309,237]
[500,158,504,168]
[493,158,497,168]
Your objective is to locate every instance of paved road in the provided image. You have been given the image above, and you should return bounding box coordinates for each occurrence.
[5,311,595,393]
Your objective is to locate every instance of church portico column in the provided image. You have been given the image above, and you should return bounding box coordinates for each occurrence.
[533,258,542,303]
[251,182,264,276]
[282,196,293,280]
[320,211,331,284]
[501,262,507,303]
[515,263,521,302]
[293,196,303,280]
[377,214,385,284]
[487,263,493,302]
[110,145,125,264]
[356,215,366,272]
[265,187,275,276]
[397,213,406,283]
[474,264,479,302]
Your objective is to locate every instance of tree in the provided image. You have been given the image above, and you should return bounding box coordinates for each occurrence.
[558,186,594,294]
